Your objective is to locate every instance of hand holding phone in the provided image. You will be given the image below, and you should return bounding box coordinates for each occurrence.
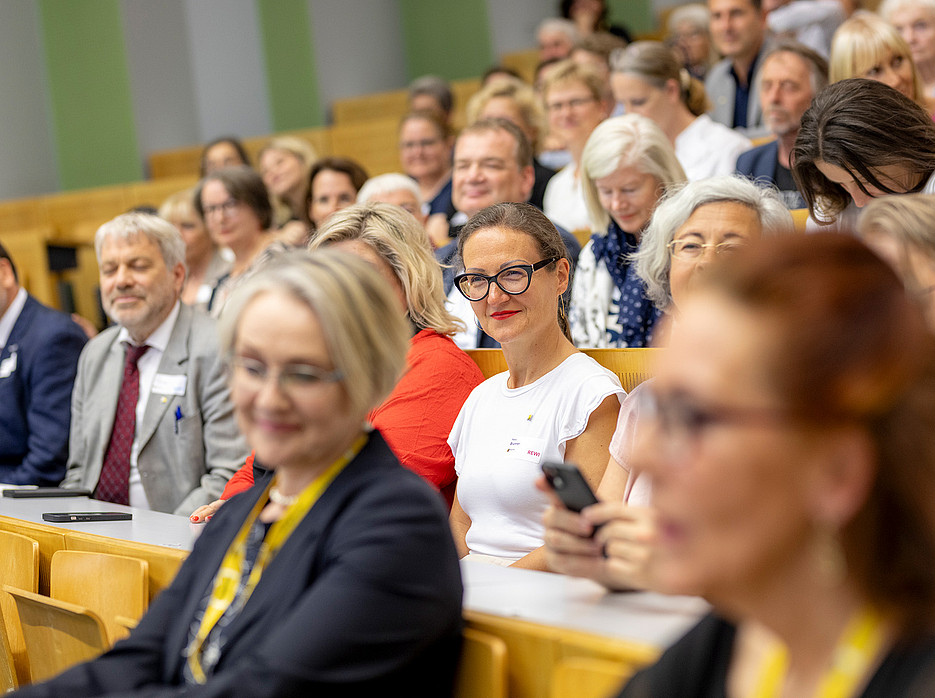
[541,461,599,513]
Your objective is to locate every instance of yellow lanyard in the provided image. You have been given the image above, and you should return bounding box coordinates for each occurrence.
[753,606,888,698]
[185,433,367,684]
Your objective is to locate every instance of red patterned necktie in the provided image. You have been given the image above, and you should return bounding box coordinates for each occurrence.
[95,343,149,505]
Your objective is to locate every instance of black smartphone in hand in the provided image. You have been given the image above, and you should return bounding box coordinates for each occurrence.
[541,461,599,513]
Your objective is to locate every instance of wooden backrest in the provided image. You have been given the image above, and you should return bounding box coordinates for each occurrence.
[0,227,58,308]
[465,348,660,392]
[50,550,149,644]
[3,586,109,683]
[581,348,659,393]
[791,208,809,234]
[0,531,39,594]
[0,531,39,689]
[454,627,509,698]
[464,349,508,379]
[550,656,631,698]
[0,604,17,692]
[500,48,540,84]
[332,88,410,125]
[329,117,403,177]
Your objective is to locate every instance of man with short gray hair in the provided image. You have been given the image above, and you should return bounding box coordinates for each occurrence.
[736,40,828,207]
[62,213,247,514]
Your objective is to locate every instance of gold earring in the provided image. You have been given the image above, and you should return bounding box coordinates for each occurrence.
[812,523,847,588]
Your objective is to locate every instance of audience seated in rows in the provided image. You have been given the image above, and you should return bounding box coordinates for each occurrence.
[19,251,463,696]
[398,110,454,246]
[158,188,231,311]
[610,41,752,181]
[195,166,282,317]
[570,114,686,349]
[830,9,935,113]
[735,39,829,208]
[465,76,557,210]
[357,172,427,224]
[257,136,318,244]
[199,136,250,177]
[544,176,792,590]
[305,156,369,240]
[705,0,770,134]
[665,3,718,80]
[61,213,248,514]
[438,118,582,350]
[881,0,935,96]
[542,60,615,233]
[0,242,87,486]
[449,202,623,570]
[191,202,484,522]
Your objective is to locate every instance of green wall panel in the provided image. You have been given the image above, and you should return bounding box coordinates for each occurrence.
[257,0,323,129]
[607,0,656,36]
[399,0,493,81]
[39,0,142,190]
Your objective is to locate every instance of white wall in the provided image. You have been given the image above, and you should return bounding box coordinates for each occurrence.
[0,2,59,198]
[309,0,409,122]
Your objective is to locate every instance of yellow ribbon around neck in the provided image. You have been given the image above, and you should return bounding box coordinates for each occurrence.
[185,432,368,684]
[753,605,888,698]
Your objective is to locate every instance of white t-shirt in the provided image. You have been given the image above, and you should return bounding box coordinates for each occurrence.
[675,114,752,181]
[449,353,624,562]
[609,380,652,507]
[543,164,592,234]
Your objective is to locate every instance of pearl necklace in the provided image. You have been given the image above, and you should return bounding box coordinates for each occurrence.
[268,487,298,507]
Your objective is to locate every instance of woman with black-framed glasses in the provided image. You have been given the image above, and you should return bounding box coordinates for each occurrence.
[447,202,624,571]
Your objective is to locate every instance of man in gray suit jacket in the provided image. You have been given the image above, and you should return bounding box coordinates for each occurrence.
[62,213,248,515]
[706,0,770,135]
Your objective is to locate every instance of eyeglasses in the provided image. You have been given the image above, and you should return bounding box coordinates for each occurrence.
[545,96,597,113]
[454,257,559,302]
[202,198,242,218]
[231,356,342,395]
[667,238,746,261]
[636,387,791,460]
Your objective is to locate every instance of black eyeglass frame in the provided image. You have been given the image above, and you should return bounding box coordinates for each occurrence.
[453,257,560,301]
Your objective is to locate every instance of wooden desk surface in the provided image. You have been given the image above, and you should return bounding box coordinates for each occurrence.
[0,492,705,697]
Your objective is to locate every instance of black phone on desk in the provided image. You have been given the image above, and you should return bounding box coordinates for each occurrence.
[3,487,92,498]
[541,461,599,513]
[42,512,132,523]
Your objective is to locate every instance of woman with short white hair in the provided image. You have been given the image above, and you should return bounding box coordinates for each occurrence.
[570,114,686,348]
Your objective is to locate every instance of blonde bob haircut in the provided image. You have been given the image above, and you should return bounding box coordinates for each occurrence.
[580,114,687,232]
[218,249,409,419]
[541,58,612,103]
[158,187,201,224]
[257,136,318,170]
[309,203,465,337]
[465,77,548,150]
[830,11,927,106]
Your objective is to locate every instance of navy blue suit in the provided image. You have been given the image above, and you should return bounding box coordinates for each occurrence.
[736,140,806,209]
[0,294,87,485]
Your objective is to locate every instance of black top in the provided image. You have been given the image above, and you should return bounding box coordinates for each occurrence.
[618,613,935,698]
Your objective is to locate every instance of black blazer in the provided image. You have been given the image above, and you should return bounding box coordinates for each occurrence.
[14,430,464,697]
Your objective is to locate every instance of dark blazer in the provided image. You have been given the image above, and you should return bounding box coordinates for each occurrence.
[736,140,806,209]
[736,139,779,181]
[14,430,464,697]
[0,294,87,485]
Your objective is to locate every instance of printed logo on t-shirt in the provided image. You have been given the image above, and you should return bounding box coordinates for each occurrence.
[507,436,547,464]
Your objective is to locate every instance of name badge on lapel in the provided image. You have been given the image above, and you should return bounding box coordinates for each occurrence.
[152,373,187,396]
[0,347,17,378]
